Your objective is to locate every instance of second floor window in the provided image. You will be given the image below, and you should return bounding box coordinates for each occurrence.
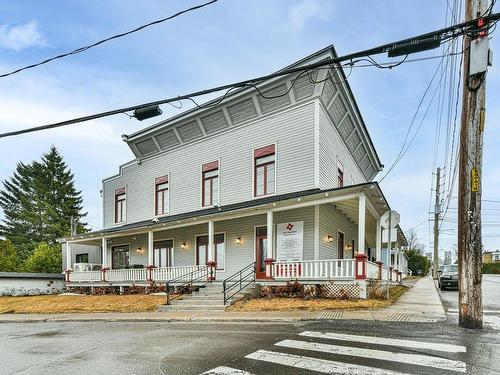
[155,176,169,215]
[337,161,344,187]
[114,187,126,223]
[254,144,275,197]
[202,161,219,207]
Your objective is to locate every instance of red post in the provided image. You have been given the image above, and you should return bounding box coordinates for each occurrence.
[264,258,274,280]
[206,261,216,281]
[375,261,383,280]
[355,253,368,280]
[101,267,109,282]
[64,269,72,282]
[146,265,156,283]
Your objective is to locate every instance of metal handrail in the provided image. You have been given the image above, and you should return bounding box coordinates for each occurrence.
[166,266,213,305]
[223,262,256,305]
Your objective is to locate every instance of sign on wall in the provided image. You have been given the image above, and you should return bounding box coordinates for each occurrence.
[276,221,304,262]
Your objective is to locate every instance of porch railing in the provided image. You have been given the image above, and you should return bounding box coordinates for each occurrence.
[67,265,207,284]
[272,259,355,280]
[366,260,379,280]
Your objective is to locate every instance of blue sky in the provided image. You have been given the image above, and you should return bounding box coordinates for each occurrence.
[0,0,498,258]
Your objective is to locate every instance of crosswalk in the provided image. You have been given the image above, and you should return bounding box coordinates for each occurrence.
[201,331,468,374]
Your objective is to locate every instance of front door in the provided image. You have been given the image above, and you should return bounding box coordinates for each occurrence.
[154,240,173,268]
[112,245,130,269]
[255,226,267,279]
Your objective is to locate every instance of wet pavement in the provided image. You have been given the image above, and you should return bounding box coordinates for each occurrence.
[1,319,499,374]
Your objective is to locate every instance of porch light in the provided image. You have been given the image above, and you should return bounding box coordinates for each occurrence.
[136,247,143,254]
[346,244,353,251]
[327,235,334,243]
[181,242,187,249]
[236,237,242,245]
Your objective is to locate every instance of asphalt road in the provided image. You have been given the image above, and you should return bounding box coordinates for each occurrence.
[1,319,499,375]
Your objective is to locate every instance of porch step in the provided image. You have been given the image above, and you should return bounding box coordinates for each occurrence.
[160,283,226,312]
[159,304,225,312]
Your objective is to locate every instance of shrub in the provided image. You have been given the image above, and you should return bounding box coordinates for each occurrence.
[0,239,19,272]
[482,262,500,274]
[22,242,62,273]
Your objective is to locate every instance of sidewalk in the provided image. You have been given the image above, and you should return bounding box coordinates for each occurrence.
[0,277,445,324]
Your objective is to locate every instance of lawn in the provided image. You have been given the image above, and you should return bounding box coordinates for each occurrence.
[229,285,408,312]
[0,294,166,314]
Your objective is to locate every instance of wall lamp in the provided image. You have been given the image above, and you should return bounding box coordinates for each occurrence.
[181,242,187,249]
[346,244,353,251]
[136,247,143,254]
[327,235,334,243]
[236,237,242,245]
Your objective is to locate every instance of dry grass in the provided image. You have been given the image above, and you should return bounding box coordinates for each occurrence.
[0,295,166,314]
[229,285,408,312]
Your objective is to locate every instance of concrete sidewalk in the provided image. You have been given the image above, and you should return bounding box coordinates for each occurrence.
[0,276,445,324]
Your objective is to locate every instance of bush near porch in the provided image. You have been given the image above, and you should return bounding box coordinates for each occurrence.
[229,281,408,312]
[0,295,166,314]
[482,262,500,274]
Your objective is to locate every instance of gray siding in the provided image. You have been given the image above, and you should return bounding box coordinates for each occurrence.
[318,204,358,260]
[318,104,366,190]
[103,102,316,229]
[62,244,101,271]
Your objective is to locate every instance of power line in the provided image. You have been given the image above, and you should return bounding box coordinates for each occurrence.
[0,0,218,79]
[0,12,498,139]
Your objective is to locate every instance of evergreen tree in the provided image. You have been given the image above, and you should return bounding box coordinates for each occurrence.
[0,239,19,272]
[0,146,87,259]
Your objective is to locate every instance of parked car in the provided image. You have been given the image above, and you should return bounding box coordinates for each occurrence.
[438,265,458,290]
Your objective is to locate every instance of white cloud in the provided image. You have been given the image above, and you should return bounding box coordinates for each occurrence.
[0,21,46,51]
[288,0,330,29]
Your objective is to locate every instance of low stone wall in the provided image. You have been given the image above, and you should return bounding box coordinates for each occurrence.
[0,272,64,296]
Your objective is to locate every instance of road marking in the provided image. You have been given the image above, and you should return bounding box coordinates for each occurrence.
[245,350,411,375]
[202,366,254,375]
[276,339,466,373]
[299,331,466,353]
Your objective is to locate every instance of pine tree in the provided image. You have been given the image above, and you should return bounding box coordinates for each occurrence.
[0,146,87,259]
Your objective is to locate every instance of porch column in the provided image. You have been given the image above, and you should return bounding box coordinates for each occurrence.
[147,230,154,266]
[65,242,72,270]
[207,220,215,280]
[264,210,274,278]
[357,194,366,255]
[101,237,108,268]
[375,217,382,261]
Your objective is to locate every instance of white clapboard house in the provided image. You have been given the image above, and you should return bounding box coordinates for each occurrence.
[60,46,409,301]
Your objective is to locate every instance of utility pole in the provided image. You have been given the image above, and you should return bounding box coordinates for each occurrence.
[458,0,490,329]
[433,167,441,279]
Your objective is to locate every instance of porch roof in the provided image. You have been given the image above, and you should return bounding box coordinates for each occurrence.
[60,182,407,245]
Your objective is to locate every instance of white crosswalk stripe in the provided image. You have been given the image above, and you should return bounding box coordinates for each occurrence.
[245,350,411,375]
[299,330,467,353]
[275,339,466,373]
[202,366,255,375]
[201,331,468,374]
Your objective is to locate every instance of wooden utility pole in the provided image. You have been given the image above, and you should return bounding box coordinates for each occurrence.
[458,0,489,329]
[433,167,441,279]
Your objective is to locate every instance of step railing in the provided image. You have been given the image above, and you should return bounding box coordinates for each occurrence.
[166,265,213,305]
[272,259,355,280]
[223,262,256,305]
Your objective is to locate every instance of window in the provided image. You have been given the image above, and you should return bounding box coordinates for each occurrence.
[254,144,275,197]
[337,231,344,259]
[111,245,129,269]
[75,253,89,263]
[114,187,126,223]
[202,161,219,207]
[155,176,169,215]
[196,234,225,270]
[153,240,173,268]
[337,161,344,187]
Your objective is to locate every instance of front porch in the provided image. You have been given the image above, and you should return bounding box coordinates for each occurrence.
[61,183,408,298]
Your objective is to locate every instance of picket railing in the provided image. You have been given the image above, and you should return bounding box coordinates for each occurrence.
[272,259,355,280]
[68,265,207,284]
[366,261,380,280]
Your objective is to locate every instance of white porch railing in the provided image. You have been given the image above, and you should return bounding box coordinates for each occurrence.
[272,259,355,280]
[67,265,208,284]
[69,270,102,282]
[153,265,207,282]
[366,261,379,280]
[107,268,147,283]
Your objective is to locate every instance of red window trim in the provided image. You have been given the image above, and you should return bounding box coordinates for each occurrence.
[202,162,219,207]
[254,144,275,158]
[254,145,275,197]
[155,176,169,216]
